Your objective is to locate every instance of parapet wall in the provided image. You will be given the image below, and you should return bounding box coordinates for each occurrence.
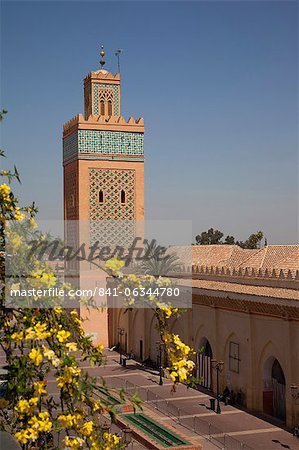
[63,114,144,137]
[170,264,299,289]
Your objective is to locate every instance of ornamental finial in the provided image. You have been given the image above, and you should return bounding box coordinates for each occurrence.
[100,45,105,68]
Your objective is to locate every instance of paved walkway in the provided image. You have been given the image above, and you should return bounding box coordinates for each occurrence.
[1,349,298,450]
[96,351,299,450]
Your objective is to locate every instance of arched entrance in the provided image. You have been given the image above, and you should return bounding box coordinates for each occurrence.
[263,357,286,422]
[196,338,213,390]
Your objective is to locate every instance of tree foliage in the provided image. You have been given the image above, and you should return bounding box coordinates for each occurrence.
[195,228,264,249]
[237,231,264,249]
[195,228,224,245]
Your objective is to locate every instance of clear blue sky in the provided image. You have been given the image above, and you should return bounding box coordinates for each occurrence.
[1,1,298,244]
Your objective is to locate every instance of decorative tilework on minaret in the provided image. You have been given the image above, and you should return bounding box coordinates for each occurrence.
[62,52,145,346]
[63,63,144,226]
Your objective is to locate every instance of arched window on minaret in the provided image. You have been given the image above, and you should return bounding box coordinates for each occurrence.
[120,189,126,204]
[99,189,104,203]
[100,100,105,116]
[69,194,75,208]
[107,100,112,116]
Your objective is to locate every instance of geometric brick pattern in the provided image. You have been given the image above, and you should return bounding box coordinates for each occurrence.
[65,169,78,220]
[89,168,135,220]
[64,169,79,270]
[89,168,136,246]
[93,83,119,115]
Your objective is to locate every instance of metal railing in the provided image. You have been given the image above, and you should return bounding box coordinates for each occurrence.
[105,377,255,450]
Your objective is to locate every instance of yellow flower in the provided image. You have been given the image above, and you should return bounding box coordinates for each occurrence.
[103,432,120,447]
[35,321,51,339]
[14,211,26,221]
[15,429,32,444]
[113,435,120,445]
[96,343,104,352]
[33,381,47,396]
[11,331,23,343]
[80,421,93,436]
[42,346,60,367]
[0,183,11,203]
[57,329,71,343]
[64,436,84,449]
[15,397,38,415]
[15,399,30,414]
[24,327,35,339]
[170,371,178,382]
[40,272,56,288]
[29,348,43,366]
[30,270,56,289]
[56,366,81,388]
[24,322,51,340]
[157,302,173,319]
[58,413,81,428]
[0,183,10,193]
[28,412,52,433]
[53,307,62,314]
[66,342,78,352]
[104,257,125,275]
[92,399,102,412]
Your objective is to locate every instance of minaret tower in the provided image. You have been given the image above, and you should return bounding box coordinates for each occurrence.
[63,48,144,345]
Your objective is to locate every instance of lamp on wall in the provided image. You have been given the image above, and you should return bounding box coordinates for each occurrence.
[211,359,224,414]
[156,341,165,385]
[118,327,125,364]
[290,384,299,436]
[291,384,299,399]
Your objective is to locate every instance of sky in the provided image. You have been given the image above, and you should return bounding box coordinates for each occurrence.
[1,0,298,244]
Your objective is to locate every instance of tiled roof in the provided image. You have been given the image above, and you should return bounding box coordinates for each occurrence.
[239,245,299,271]
[170,245,299,272]
[178,278,299,301]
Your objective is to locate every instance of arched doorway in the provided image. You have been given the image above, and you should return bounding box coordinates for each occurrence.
[263,357,286,422]
[196,338,213,390]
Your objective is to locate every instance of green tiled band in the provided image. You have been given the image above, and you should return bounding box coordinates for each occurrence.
[63,130,144,161]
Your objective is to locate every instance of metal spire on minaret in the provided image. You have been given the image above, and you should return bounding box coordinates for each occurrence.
[100,45,105,69]
[115,49,123,73]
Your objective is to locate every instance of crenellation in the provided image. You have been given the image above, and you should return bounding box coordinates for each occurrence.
[84,70,120,82]
[191,264,298,282]
[287,269,293,279]
[63,114,144,135]
[63,114,144,137]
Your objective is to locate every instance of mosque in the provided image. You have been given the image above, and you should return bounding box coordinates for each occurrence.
[63,49,299,431]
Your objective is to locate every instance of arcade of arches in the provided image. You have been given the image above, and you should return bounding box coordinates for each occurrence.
[110,286,299,430]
